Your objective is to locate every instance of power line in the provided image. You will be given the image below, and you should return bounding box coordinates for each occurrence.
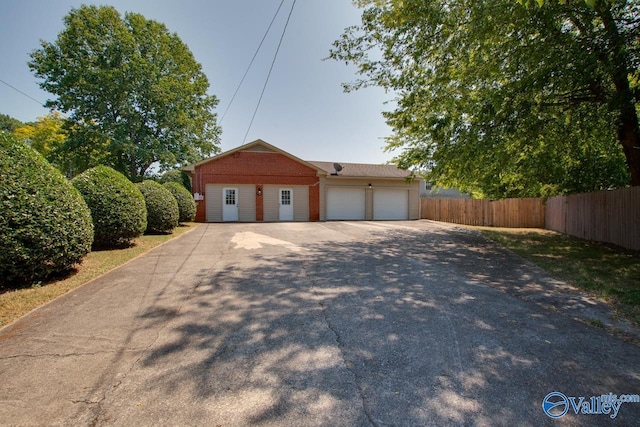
[0,78,47,108]
[219,0,287,125]
[0,78,71,121]
[242,0,297,144]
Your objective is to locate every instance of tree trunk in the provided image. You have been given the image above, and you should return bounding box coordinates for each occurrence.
[618,106,640,186]
[598,5,640,186]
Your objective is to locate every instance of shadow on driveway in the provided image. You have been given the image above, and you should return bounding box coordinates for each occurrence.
[108,223,640,426]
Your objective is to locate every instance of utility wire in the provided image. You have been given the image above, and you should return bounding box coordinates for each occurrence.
[242,0,297,144]
[0,78,47,108]
[0,78,71,120]
[219,0,287,125]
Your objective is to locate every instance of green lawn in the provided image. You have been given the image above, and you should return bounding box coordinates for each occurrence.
[0,223,198,328]
[476,227,640,327]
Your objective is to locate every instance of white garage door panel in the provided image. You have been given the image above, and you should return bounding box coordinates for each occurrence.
[373,189,409,220]
[327,187,365,220]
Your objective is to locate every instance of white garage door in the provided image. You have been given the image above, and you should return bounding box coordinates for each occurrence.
[373,189,409,220]
[327,187,365,220]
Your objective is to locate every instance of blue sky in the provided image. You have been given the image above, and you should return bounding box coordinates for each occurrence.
[0,0,397,164]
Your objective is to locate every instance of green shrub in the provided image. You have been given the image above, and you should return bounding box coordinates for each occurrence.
[0,133,93,287]
[163,182,196,223]
[160,169,192,192]
[138,180,179,234]
[72,166,147,247]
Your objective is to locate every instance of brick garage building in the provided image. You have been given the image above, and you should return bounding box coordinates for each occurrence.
[183,139,420,222]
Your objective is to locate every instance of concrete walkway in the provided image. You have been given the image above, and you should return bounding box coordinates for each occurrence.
[0,221,639,426]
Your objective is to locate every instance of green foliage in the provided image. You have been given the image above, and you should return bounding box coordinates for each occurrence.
[12,112,76,175]
[13,112,67,157]
[160,169,192,192]
[0,114,23,133]
[163,182,196,223]
[138,180,179,234]
[29,5,221,180]
[61,124,113,177]
[516,0,609,7]
[72,166,147,248]
[331,0,639,197]
[0,133,93,287]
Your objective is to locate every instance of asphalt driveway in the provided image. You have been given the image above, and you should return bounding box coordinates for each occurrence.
[1,221,639,426]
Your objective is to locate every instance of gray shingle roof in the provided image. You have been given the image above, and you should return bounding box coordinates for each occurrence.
[308,161,411,179]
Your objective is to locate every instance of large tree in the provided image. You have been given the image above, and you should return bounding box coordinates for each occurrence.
[29,5,221,180]
[330,0,638,197]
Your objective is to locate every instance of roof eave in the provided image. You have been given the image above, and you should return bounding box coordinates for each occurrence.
[325,175,414,181]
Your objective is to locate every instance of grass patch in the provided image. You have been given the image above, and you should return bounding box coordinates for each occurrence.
[0,223,198,328]
[475,227,640,326]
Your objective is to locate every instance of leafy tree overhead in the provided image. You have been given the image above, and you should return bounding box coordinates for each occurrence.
[29,5,221,181]
[330,0,639,197]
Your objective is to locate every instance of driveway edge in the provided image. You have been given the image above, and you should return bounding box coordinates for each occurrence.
[0,224,204,334]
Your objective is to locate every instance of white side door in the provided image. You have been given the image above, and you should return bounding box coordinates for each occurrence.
[222,188,239,222]
[279,188,294,221]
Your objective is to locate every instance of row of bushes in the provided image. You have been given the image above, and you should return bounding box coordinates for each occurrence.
[0,133,196,287]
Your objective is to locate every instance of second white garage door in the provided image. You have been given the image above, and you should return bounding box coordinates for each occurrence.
[327,187,366,220]
[373,188,409,220]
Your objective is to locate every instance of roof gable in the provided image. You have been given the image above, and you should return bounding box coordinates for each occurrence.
[184,139,326,174]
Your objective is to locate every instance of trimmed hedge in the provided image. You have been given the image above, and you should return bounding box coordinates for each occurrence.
[163,182,196,223]
[160,169,192,192]
[0,133,93,286]
[72,166,147,247]
[138,180,179,234]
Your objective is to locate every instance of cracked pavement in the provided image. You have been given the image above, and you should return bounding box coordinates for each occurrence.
[1,221,639,426]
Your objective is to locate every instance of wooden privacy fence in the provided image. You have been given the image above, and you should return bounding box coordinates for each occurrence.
[421,186,640,250]
[421,197,545,228]
[545,186,640,251]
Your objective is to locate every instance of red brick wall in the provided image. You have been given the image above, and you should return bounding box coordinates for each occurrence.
[193,151,320,222]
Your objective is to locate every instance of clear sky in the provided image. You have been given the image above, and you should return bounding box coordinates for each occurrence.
[0,0,398,164]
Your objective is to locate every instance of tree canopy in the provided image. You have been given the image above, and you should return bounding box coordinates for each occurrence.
[0,114,24,134]
[29,5,221,180]
[13,112,67,160]
[330,0,639,197]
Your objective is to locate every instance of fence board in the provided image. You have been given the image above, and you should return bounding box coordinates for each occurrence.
[420,197,545,228]
[422,187,639,250]
[545,187,640,251]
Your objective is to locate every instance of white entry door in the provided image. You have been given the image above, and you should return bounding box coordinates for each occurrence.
[279,188,294,221]
[222,188,239,221]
